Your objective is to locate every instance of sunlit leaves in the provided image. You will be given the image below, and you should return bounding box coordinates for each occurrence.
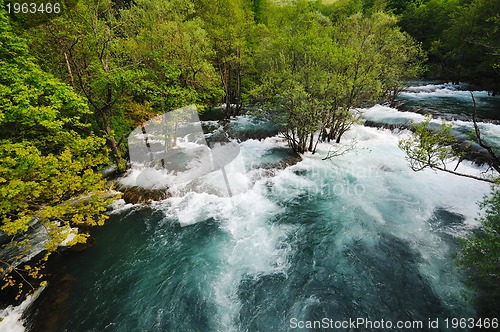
[398,116,457,172]
[0,4,118,300]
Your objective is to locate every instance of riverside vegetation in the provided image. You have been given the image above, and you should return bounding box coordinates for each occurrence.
[1,0,499,316]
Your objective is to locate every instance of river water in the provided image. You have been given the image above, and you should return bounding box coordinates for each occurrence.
[1,82,499,331]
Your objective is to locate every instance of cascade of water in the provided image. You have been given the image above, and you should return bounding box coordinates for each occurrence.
[7,82,499,331]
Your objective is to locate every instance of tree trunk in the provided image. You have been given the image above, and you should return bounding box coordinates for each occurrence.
[235,47,242,116]
[64,52,75,89]
[225,64,232,117]
[308,132,314,152]
[102,112,124,169]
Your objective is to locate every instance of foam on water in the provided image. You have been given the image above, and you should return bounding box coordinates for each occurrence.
[340,124,490,224]
[0,289,43,332]
[403,82,457,93]
[120,134,290,197]
[127,109,492,328]
[147,120,491,328]
[108,199,136,214]
[361,104,426,123]
[122,134,294,330]
[401,83,489,99]
[261,124,489,319]
[362,104,500,150]
[151,162,297,330]
[16,104,498,331]
[397,82,500,120]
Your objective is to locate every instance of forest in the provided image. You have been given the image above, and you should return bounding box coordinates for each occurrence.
[1,0,499,325]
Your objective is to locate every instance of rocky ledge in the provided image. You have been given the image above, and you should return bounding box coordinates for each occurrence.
[117,185,171,204]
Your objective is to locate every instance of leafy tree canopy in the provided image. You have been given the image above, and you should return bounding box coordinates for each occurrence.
[399,0,500,90]
[254,3,424,154]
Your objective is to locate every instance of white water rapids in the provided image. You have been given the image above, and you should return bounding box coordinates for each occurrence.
[1,82,498,331]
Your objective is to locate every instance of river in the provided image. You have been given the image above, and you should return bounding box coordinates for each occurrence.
[1,82,499,331]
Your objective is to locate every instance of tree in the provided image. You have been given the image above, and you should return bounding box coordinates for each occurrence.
[249,0,267,23]
[254,2,424,154]
[253,1,334,153]
[25,0,138,170]
[118,0,222,118]
[398,0,500,91]
[439,0,500,90]
[459,184,500,317]
[398,116,486,179]
[25,0,228,164]
[195,0,256,116]
[399,95,499,183]
[318,0,364,22]
[399,0,456,53]
[399,97,500,316]
[0,4,117,300]
[329,12,424,137]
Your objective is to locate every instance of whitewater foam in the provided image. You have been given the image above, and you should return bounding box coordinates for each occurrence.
[28,102,496,330]
[362,104,500,152]
[401,83,489,99]
[157,120,490,328]
[151,169,296,331]
[0,288,44,332]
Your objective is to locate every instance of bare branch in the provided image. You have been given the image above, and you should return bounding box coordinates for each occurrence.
[0,259,36,292]
[470,92,500,173]
[322,139,357,160]
[432,165,495,183]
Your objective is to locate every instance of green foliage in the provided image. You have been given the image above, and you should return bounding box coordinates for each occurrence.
[0,49,92,153]
[333,12,425,103]
[253,2,333,152]
[398,115,496,182]
[399,0,500,90]
[0,139,113,238]
[23,0,231,161]
[255,3,424,153]
[195,0,256,116]
[249,0,267,23]
[0,4,118,299]
[24,0,145,166]
[459,184,500,316]
[439,0,500,86]
[319,0,364,22]
[398,116,458,172]
[1,0,494,310]
[119,0,222,115]
[399,0,457,51]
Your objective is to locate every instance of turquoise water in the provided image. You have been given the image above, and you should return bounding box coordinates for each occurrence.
[13,82,498,332]
[397,82,500,120]
[25,123,493,331]
[361,104,500,150]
